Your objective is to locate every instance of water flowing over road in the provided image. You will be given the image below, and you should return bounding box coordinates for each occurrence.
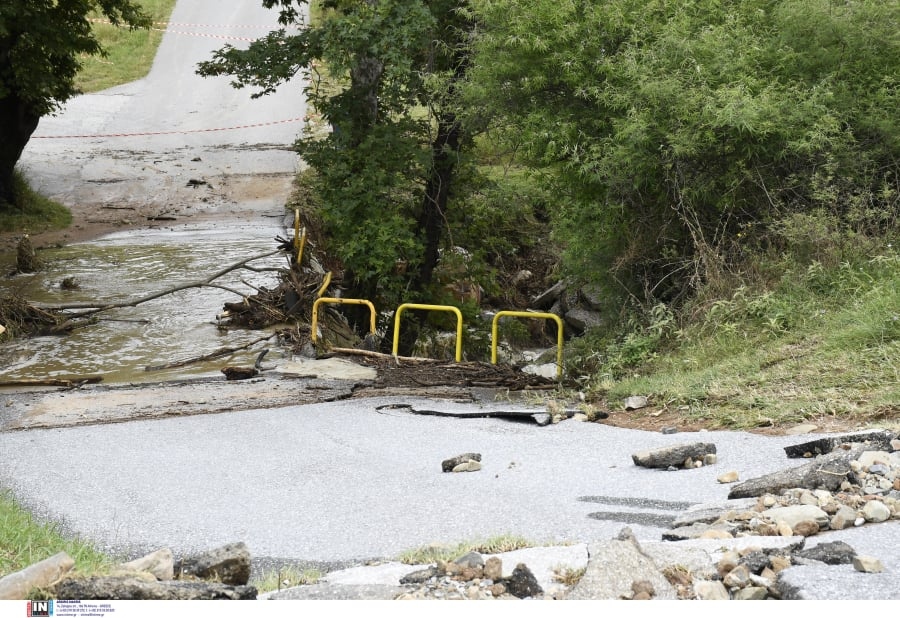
[3,0,308,383]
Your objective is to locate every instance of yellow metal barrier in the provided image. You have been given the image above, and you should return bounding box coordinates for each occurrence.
[293,209,307,265]
[491,311,564,379]
[393,303,463,362]
[316,272,332,298]
[311,297,377,344]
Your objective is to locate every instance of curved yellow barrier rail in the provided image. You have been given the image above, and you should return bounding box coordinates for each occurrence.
[491,311,564,379]
[393,303,463,362]
[311,297,377,344]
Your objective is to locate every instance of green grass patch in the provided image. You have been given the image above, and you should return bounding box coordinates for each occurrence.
[0,172,72,234]
[397,535,536,565]
[76,0,177,93]
[250,565,322,594]
[581,251,900,431]
[0,490,112,579]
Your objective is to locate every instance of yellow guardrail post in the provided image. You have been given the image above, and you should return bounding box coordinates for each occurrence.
[491,311,564,379]
[392,303,463,362]
[311,298,377,344]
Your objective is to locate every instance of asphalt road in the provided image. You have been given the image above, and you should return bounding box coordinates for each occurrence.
[0,396,811,567]
[19,0,306,215]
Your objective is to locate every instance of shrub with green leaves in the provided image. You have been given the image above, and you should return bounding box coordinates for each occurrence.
[467,0,900,308]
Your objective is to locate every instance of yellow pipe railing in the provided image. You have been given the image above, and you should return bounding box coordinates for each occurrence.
[311,297,377,344]
[491,311,564,379]
[393,303,463,362]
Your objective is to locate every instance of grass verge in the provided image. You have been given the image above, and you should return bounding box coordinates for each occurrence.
[76,0,178,93]
[0,490,112,579]
[250,565,322,594]
[0,172,72,235]
[397,535,536,565]
[575,249,900,432]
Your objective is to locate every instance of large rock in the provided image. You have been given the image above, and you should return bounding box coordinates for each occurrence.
[563,308,602,334]
[0,552,74,600]
[174,542,251,586]
[566,534,677,600]
[728,445,865,498]
[632,443,717,469]
[54,575,257,600]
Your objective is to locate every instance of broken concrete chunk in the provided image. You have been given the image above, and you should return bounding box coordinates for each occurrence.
[783,430,895,458]
[728,445,865,498]
[174,542,251,586]
[632,443,717,469]
[55,575,256,600]
[795,541,857,565]
[0,552,74,600]
[442,453,482,472]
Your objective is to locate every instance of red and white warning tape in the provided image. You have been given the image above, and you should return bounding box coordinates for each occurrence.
[151,28,258,42]
[32,117,306,140]
[88,18,301,29]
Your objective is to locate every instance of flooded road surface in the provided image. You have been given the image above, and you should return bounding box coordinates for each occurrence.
[0,221,292,384]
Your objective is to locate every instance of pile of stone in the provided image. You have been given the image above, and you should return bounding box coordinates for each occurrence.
[0,542,255,601]
[395,552,552,600]
[629,429,900,600]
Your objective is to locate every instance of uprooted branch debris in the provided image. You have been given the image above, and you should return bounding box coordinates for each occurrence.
[3,249,286,336]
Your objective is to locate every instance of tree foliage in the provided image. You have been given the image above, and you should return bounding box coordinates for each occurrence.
[0,0,150,207]
[466,0,900,305]
[199,0,475,314]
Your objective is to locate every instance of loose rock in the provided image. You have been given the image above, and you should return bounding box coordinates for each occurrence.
[632,443,717,469]
[441,453,482,472]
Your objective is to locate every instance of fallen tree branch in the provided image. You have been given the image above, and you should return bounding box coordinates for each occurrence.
[323,347,436,363]
[31,249,285,332]
[0,376,103,388]
[144,333,277,371]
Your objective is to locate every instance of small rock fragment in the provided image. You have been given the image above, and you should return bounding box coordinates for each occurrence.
[852,556,884,573]
[862,500,891,523]
[624,396,648,411]
[694,580,729,600]
[484,557,502,581]
[442,453,482,472]
[718,471,739,484]
[451,460,482,473]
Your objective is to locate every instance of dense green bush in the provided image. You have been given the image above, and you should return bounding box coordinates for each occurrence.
[467,0,900,308]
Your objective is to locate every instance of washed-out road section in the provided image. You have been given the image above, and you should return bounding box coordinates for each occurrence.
[19,0,306,232]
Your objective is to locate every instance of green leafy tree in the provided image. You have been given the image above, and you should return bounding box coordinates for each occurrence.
[467,0,900,305]
[0,0,150,208]
[198,0,474,315]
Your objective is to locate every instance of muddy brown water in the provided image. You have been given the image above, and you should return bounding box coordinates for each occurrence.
[0,224,291,385]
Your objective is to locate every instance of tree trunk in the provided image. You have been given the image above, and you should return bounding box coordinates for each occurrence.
[0,93,40,207]
[416,109,462,288]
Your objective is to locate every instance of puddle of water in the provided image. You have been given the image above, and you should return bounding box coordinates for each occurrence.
[0,225,293,384]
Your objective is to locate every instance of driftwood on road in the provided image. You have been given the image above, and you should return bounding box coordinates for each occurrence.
[19,249,285,334]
